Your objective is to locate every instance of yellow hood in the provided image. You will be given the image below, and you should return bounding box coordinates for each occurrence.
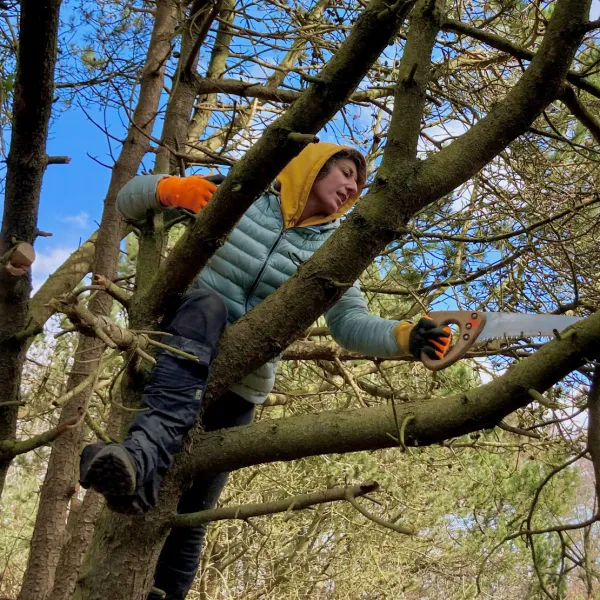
[276,142,366,229]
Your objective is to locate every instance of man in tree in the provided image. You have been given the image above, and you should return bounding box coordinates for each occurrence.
[79,142,451,600]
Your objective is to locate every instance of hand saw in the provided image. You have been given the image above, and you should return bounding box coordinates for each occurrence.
[422,311,582,371]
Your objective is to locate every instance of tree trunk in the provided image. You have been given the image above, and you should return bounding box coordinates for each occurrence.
[0,0,61,494]
[17,3,178,599]
[46,490,105,600]
[155,0,224,174]
[74,485,180,600]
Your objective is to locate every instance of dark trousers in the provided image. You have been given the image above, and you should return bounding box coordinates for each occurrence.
[150,392,254,600]
[114,288,253,599]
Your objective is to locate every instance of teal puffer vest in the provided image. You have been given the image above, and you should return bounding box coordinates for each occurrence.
[117,175,401,404]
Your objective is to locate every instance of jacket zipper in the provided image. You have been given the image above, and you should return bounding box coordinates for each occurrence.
[244,226,286,312]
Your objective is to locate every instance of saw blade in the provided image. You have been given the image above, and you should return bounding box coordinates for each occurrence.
[479,312,582,341]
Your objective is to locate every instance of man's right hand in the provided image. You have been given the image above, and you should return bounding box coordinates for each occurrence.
[157,175,217,213]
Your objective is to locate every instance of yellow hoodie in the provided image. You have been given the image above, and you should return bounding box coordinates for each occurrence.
[275,142,366,229]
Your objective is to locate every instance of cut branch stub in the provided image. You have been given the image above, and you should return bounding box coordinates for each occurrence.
[3,242,35,277]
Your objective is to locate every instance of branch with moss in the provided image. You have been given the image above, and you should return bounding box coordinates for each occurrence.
[178,310,599,480]
[0,410,84,460]
[90,274,132,309]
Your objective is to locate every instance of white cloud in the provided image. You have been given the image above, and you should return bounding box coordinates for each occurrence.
[61,211,89,228]
[31,247,74,293]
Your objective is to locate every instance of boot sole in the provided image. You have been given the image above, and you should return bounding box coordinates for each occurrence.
[86,446,137,496]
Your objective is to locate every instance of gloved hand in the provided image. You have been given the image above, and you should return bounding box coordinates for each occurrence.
[393,316,451,361]
[157,175,217,213]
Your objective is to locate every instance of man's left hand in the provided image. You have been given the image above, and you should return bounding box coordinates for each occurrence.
[393,317,451,361]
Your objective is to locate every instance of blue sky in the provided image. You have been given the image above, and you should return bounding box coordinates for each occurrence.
[4,0,600,291]
[32,107,114,290]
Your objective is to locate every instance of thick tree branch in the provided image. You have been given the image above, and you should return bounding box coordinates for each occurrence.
[167,481,379,528]
[0,0,62,491]
[180,311,599,479]
[587,368,600,501]
[136,0,418,325]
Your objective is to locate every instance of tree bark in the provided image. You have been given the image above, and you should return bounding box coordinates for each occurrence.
[0,0,61,495]
[46,490,105,600]
[587,368,600,501]
[17,3,178,599]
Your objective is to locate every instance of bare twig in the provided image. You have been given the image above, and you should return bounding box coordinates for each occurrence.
[345,488,414,535]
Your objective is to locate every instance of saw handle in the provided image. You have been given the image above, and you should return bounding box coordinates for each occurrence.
[420,311,487,372]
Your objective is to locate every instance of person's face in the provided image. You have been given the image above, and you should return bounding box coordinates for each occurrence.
[308,158,359,216]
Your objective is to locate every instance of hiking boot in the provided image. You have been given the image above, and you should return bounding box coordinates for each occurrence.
[80,443,137,496]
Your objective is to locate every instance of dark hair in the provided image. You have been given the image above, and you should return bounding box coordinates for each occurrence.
[316,149,366,189]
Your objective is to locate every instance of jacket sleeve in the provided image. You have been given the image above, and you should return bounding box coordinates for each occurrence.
[324,284,402,358]
[116,174,167,221]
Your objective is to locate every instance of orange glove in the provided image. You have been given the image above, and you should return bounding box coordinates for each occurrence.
[393,316,451,361]
[157,175,217,213]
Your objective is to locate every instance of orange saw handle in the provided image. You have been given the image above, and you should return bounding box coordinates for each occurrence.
[420,311,487,372]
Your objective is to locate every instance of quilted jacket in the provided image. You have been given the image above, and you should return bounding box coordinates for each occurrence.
[117,143,401,403]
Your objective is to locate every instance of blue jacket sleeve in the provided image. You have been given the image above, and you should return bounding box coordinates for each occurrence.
[116,174,166,221]
[324,284,401,358]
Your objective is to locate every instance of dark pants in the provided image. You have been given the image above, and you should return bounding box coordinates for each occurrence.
[150,392,254,600]
[112,288,254,599]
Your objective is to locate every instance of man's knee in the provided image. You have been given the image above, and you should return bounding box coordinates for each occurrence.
[169,288,228,344]
[182,288,227,322]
